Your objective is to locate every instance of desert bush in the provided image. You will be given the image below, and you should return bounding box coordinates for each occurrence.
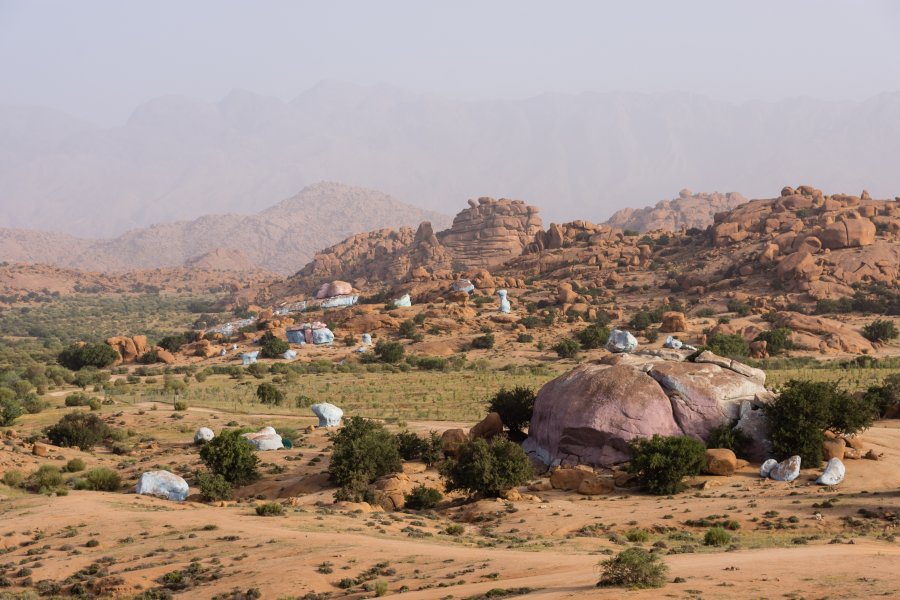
[626,435,706,495]
[726,299,751,316]
[77,467,121,491]
[57,342,118,371]
[488,386,535,434]
[255,502,284,516]
[863,318,898,343]
[196,471,233,501]
[471,333,495,350]
[172,399,188,411]
[705,423,751,458]
[597,547,668,589]
[396,431,428,460]
[516,332,534,343]
[404,485,443,510]
[45,412,111,450]
[552,339,580,359]
[255,382,284,406]
[398,319,418,339]
[863,373,900,418]
[65,458,86,473]
[157,334,189,352]
[705,333,749,357]
[20,393,48,414]
[259,333,290,359]
[26,465,65,495]
[0,393,24,426]
[764,379,877,467]
[199,429,259,485]
[704,526,731,547]
[576,323,610,349]
[440,437,532,498]
[374,340,405,364]
[753,327,794,355]
[3,470,24,487]
[329,417,402,501]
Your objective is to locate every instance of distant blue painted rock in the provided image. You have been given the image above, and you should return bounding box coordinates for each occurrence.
[312,403,343,427]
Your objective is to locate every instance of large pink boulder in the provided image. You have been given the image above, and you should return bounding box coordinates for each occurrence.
[524,353,771,467]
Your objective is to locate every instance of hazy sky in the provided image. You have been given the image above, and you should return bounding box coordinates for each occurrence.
[2,0,900,125]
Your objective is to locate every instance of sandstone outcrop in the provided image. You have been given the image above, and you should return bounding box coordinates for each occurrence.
[606,190,747,233]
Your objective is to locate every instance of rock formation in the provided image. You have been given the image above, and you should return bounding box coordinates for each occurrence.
[606,189,747,233]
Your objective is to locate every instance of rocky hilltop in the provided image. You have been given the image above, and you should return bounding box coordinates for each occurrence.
[0,182,450,274]
[183,248,261,272]
[605,189,747,233]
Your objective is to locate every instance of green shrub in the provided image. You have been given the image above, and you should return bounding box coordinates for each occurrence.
[726,299,751,316]
[196,471,233,501]
[753,327,794,355]
[3,470,24,487]
[65,458,86,473]
[397,431,428,460]
[628,311,653,331]
[255,502,284,516]
[413,356,448,371]
[255,382,284,406]
[20,393,49,414]
[518,316,541,329]
[27,465,65,495]
[764,379,877,467]
[705,333,749,357]
[404,485,443,510]
[471,333,495,349]
[199,429,260,485]
[374,580,388,597]
[704,526,731,547]
[705,423,751,459]
[863,373,900,418]
[157,334,188,352]
[576,323,610,349]
[552,339,580,359]
[440,437,533,498]
[78,468,121,491]
[597,547,668,589]
[138,349,159,364]
[0,394,24,426]
[516,333,534,343]
[863,319,898,343]
[626,435,706,495]
[45,412,111,450]
[329,417,401,501]
[488,386,535,434]
[173,400,188,411]
[374,340,405,364]
[57,342,119,371]
[259,333,290,359]
[399,320,418,339]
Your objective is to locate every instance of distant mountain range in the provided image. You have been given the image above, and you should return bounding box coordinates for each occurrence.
[2,83,900,237]
[0,182,450,274]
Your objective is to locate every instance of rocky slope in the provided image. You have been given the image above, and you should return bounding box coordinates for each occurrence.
[0,182,450,274]
[605,189,747,232]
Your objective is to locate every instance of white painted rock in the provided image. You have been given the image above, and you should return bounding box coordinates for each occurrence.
[242,426,283,451]
[606,329,638,353]
[760,459,778,478]
[768,455,801,482]
[816,458,845,485]
[312,403,343,427]
[194,427,214,444]
[136,470,189,501]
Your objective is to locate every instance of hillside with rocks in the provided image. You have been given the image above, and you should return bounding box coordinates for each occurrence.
[605,189,747,232]
[0,182,450,274]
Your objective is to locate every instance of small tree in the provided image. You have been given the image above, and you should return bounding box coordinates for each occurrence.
[45,412,111,451]
[255,382,285,406]
[753,327,794,355]
[863,318,898,343]
[0,391,24,426]
[57,343,119,371]
[404,485,442,510]
[471,333,495,349]
[329,417,402,501]
[626,435,706,495]
[398,320,418,339]
[374,340,405,364]
[488,386,536,434]
[598,548,668,589]
[259,332,290,358]
[200,429,259,485]
[196,471,233,501]
[576,323,610,349]
[553,339,580,359]
[705,333,749,357]
[440,437,533,498]
[863,373,900,418]
[764,379,877,467]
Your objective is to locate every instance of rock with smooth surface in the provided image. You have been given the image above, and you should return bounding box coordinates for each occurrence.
[768,455,801,482]
[441,428,468,457]
[605,329,638,353]
[470,412,503,440]
[816,458,845,486]
[242,426,283,451]
[194,427,214,444]
[311,403,343,427]
[136,470,189,501]
[759,459,778,478]
[704,448,737,476]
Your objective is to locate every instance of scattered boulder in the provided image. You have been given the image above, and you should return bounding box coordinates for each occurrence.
[311,403,343,427]
[242,426,283,451]
[136,471,189,501]
[317,280,353,299]
[704,448,737,476]
[605,329,638,353]
[577,474,614,495]
[759,459,778,478]
[749,340,768,359]
[156,348,176,364]
[441,429,468,457]
[194,427,214,445]
[549,467,591,491]
[32,442,50,457]
[470,412,503,440]
[368,473,412,511]
[822,438,845,461]
[816,458,845,486]
[660,311,687,333]
[768,456,801,482]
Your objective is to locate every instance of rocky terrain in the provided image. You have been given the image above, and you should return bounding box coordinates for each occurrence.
[605,189,747,232]
[0,182,450,274]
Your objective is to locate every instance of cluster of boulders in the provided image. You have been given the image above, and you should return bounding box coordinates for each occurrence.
[606,189,747,233]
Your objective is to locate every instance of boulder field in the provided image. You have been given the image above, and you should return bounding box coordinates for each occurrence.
[524,350,771,467]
